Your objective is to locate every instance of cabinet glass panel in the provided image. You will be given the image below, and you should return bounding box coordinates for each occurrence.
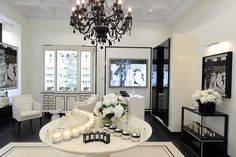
[44,50,55,91]
[80,51,92,92]
[57,50,77,92]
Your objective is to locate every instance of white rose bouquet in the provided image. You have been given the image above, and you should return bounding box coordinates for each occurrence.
[192,89,222,105]
[93,93,128,124]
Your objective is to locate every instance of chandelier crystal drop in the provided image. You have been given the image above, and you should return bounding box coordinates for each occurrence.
[70,0,133,48]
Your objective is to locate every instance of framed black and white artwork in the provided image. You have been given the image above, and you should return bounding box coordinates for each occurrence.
[109,59,148,88]
[0,43,18,90]
[202,51,233,98]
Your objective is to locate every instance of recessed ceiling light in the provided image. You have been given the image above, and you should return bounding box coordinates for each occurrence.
[148,9,153,12]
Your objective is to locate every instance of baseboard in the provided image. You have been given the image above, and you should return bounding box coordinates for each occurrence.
[148,112,177,134]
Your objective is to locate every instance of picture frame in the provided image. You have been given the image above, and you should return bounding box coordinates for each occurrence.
[0,43,18,90]
[202,51,233,98]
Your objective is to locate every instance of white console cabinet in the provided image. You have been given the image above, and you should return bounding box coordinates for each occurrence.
[42,92,93,112]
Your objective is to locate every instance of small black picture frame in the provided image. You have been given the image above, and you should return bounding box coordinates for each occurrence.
[202,51,233,98]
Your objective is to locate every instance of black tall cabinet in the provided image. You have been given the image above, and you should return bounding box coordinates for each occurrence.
[151,38,170,126]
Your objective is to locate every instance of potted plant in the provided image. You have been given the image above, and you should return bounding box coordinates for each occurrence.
[192,89,222,113]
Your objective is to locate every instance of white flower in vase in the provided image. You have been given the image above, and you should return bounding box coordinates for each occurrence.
[193,89,223,113]
[114,104,125,118]
[93,93,128,124]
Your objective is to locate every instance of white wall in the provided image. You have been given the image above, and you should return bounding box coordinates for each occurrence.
[0,1,29,99]
[105,47,151,109]
[27,18,171,102]
[172,0,236,156]
[168,34,196,132]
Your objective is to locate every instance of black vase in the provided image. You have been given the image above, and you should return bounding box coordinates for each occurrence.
[198,102,216,113]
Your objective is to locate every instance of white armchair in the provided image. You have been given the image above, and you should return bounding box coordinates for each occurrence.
[73,94,98,113]
[12,94,42,134]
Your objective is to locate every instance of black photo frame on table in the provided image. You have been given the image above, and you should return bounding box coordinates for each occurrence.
[202,51,233,98]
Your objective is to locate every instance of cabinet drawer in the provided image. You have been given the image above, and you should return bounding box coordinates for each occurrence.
[43,100,54,105]
[43,106,49,109]
[79,94,90,100]
[43,95,54,99]
[43,105,54,110]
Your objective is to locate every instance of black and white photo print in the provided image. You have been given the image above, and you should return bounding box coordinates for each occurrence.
[202,52,232,98]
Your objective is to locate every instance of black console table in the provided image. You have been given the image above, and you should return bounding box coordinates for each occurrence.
[181,107,228,157]
[0,105,12,123]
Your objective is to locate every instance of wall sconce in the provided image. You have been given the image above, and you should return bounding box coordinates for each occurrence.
[205,42,220,47]
[205,41,231,54]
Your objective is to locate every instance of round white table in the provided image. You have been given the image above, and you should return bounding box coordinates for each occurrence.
[39,116,152,157]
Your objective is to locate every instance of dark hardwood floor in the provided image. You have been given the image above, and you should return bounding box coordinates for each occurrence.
[0,112,198,157]
[145,112,198,157]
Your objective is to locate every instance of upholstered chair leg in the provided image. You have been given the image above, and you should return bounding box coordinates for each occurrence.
[40,117,42,127]
[30,119,33,126]
[18,122,21,134]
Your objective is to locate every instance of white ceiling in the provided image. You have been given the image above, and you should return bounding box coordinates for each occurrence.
[6,0,203,25]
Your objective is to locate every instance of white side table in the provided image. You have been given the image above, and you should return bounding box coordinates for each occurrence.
[127,95,145,120]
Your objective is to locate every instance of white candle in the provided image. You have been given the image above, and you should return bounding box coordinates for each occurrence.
[85,123,91,131]
[76,0,80,5]
[89,115,95,121]
[52,132,62,143]
[72,7,75,12]
[71,128,80,137]
[89,120,95,128]
[79,126,85,133]
[63,130,72,140]
[118,0,122,9]
[128,7,132,16]
[74,109,79,113]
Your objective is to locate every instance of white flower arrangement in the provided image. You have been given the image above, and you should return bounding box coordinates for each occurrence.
[93,93,128,123]
[192,89,222,105]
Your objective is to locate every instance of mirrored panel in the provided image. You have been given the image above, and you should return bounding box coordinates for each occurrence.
[57,50,77,92]
[80,51,92,92]
[44,50,55,91]
[151,38,170,126]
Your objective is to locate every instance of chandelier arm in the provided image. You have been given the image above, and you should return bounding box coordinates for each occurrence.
[77,21,95,35]
[107,19,120,29]
[115,26,126,35]
[105,13,117,21]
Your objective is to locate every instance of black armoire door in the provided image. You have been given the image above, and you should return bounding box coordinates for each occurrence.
[151,38,170,126]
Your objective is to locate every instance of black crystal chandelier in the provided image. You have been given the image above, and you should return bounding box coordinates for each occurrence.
[70,0,133,48]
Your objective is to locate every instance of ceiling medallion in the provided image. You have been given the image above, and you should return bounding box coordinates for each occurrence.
[70,0,133,49]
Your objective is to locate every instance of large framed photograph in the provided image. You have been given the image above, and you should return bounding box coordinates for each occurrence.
[109,59,147,88]
[202,51,232,98]
[0,43,18,90]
